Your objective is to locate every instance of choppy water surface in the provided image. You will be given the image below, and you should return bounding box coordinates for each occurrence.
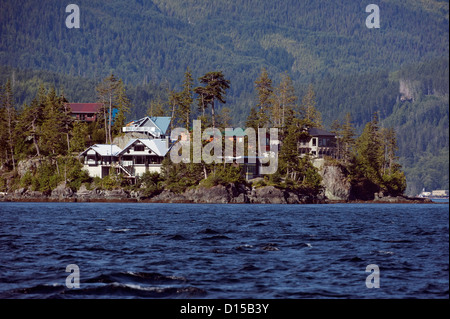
[0,202,448,298]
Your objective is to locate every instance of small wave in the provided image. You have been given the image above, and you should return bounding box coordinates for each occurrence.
[241,264,260,271]
[338,256,364,262]
[106,228,131,233]
[201,235,231,240]
[376,250,394,255]
[11,283,65,296]
[198,228,220,234]
[85,271,187,285]
[384,239,413,243]
[235,244,253,251]
[134,232,161,237]
[261,243,279,251]
[66,283,206,298]
[297,243,312,248]
[168,234,187,240]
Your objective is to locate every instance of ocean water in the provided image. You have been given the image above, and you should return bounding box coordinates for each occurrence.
[0,202,448,299]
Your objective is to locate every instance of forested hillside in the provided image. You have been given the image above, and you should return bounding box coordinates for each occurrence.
[0,0,448,195]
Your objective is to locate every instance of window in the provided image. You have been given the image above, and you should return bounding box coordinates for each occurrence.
[135,156,146,165]
[312,138,317,146]
[134,144,145,152]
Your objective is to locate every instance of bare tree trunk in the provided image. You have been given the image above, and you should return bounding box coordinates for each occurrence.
[211,99,215,129]
[103,105,108,144]
[109,94,113,144]
[31,120,40,157]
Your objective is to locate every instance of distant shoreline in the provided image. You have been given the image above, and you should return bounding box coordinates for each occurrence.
[0,197,441,205]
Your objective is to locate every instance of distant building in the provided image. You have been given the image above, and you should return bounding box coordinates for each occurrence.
[79,116,172,181]
[431,190,449,197]
[418,189,449,198]
[79,144,123,178]
[122,116,171,139]
[79,138,170,180]
[299,127,337,158]
[67,103,102,122]
[116,138,170,178]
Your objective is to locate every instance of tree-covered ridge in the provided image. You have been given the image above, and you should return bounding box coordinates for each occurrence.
[1,0,448,90]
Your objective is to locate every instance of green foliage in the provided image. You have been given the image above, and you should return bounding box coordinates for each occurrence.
[199,164,245,188]
[0,176,6,192]
[70,121,89,153]
[57,156,90,191]
[19,171,33,189]
[134,171,164,197]
[161,158,204,193]
[32,161,59,193]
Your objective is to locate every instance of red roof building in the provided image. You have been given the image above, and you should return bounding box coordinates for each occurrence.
[67,103,102,122]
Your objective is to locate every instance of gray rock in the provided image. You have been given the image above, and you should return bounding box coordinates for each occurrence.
[250,186,286,204]
[320,165,351,201]
[50,183,74,199]
[104,188,130,199]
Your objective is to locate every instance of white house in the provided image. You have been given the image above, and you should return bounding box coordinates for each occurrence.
[79,138,170,181]
[116,138,170,178]
[80,144,123,178]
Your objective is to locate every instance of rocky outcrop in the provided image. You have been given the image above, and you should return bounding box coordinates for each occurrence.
[320,165,351,201]
[373,191,433,203]
[50,183,74,200]
[249,186,286,204]
[0,181,435,204]
[17,158,42,177]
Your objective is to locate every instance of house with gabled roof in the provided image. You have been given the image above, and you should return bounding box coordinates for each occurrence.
[79,144,123,178]
[122,116,171,138]
[79,138,170,181]
[67,103,102,122]
[116,138,170,178]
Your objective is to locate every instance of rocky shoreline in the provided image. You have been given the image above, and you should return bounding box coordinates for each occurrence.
[0,183,434,204]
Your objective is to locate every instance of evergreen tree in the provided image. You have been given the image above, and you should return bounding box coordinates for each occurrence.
[178,68,194,130]
[245,106,260,131]
[196,71,230,129]
[272,73,297,135]
[147,97,168,117]
[355,112,384,187]
[168,89,182,131]
[254,68,273,128]
[97,74,120,144]
[15,97,43,157]
[40,87,66,156]
[60,94,73,153]
[70,121,89,153]
[279,123,301,180]
[112,79,131,137]
[0,80,16,170]
[341,112,356,163]
[300,84,323,129]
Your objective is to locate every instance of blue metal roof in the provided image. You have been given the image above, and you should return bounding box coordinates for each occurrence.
[151,117,171,135]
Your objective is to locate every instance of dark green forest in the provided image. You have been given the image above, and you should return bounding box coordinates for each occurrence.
[0,0,448,195]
